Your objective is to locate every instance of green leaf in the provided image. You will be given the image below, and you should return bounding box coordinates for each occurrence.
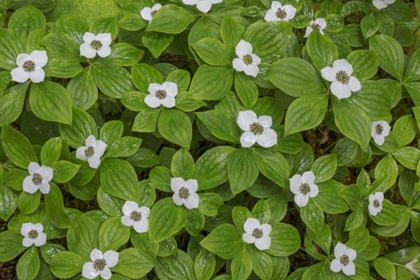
[244,21,292,63]
[113,248,154,278]
[68,159,96,186]
[306,31,339,71]
[155,250,196,280]
[40,243,66,265]
[67,66,98,110]
[393,147,420,170]
[220,16,244,53]
[185,208,205,236]
[100,159,140,201]
[99,216,130,251]
[118,14,147,31]
[251,200,271,224]
[370,199,398,226]
[142,31,173,59]
[194,250,216,280]
[192,38,231,66]
[198,193,224,217]
[40,33,81,61]
[158,109,192,149]
[149,197,187,242]
[126,149,160,168]
[56,14,88,44]
[0,183,19,220]
[167,70,191,92]
[18,191,40,215]
[171,148,195,179]
[375,154,398,191]
[315,180,349,214]
[131,63,164,93]
[45,183,72,228]
[404,48,420,82]
[374,258,396,280]
[189,65,234,100]
[247,247,273,280]
[0,82,29,126]
[300,199,324,232]
[52,161,80,183]
[310,154,337,183]
[346,50,378,80]
[9,4,45,42]
[228,148,259,194]
[284,94,328,136]
[381,1,412,23]
[234,71,258,109]
[147,5,198,34]
[252,148,290,187]
[44,56,83,78]
[150,166,172,192]
[393,115,416,148]
[195,109,240,144]
[358,236,380,261]
[200,224,243,259]
[0,231,26,262]
[130,232,158,263]
[29,82,73,125]
[93,64,133,98]
[0,29,25,70]
[132,108,161,133]
[369,34,404,81]
[17,246,40,280]
[360,12,379,39]
[99,120,123,146]
[100,42,144,66]
[50,251,88,279]
[266,223,300,257]
[67,215,99,259]
[59,107,97,149]
[2,124,37,169]
[90,17,118,40]
[267,58,326,97]
[157,237,178,257]
[231,248,252,280]
[104,136,142,158]
[332,98,371,149]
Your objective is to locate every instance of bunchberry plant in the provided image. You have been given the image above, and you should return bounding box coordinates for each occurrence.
[0,0,420,279]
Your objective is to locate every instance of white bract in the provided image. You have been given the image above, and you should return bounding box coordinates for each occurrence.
[121,201,150,233]
[232,40,261,78]
[144,82,178,108]
[82,249,119,280]
[321,59,361,99]
[236,110,277,148]
[182,0,222,13]
[21,223,47,247]
[80,32,112,58]
[264,1,296,22]
[76,135,107,169]
[242,218,272,250]
[11,50,47,83]
[171,178,199,209]
[368,192,384,216]
[371,120,391,146]
[289,171,319,207]
[372,0,395,9]
[140,4,162,22]
[23,162,53,194]
[304,18,327,37]
[330,242,357,276]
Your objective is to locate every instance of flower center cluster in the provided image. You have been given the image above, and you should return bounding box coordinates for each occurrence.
[93,258,107,271]
[32,173,43,185]
[375,124,383,135]
[243,54,253,65]
[299,183,311,194]
[373,199,380,208]
[90,40,103,50]
[130,211,142,222]
[23,60,35,72]
[28,229,39,239]
[250,122,264,135]
[85,146,95,157]
[252,228,263,239]
[336,70,350,84]
[179,187,190,199]
[311,23,321,30]
[276,8,287,19]
[340,254,350,266]
[155,90,167,99]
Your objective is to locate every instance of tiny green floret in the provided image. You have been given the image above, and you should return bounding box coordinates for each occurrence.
[90,40,103,50]
[93,258,107,271]
[243,54,253,65]
[252,228,263,239]
[179,187,190,199]
[299,183,311,194]
[336,70,350,84]
[250,122,264,135]
[32,173,43,185]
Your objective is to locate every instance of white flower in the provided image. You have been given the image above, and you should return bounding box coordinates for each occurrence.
[304,18,327,37]
[80,32,112,58]
[405,255,420,278]
[11,50,47,83]
[368,192,384,216]
[121,201,150,233]
[372,0,395,9]
[371,120,391,146]
[23,162,53,194]
[264,1,296,22]
[242,218,272,250]
[182,0,222,13]
[236,110,277,148]
[321,59,361,99]
[144,82,178,108]
[171,178,199,209]
[289,171,319,207]
[76,135,107,169]
[232,40,261,78]
[140,4,162,22]
[82,249,119,280]
[21,223,47,247]
[330,242,357,276]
